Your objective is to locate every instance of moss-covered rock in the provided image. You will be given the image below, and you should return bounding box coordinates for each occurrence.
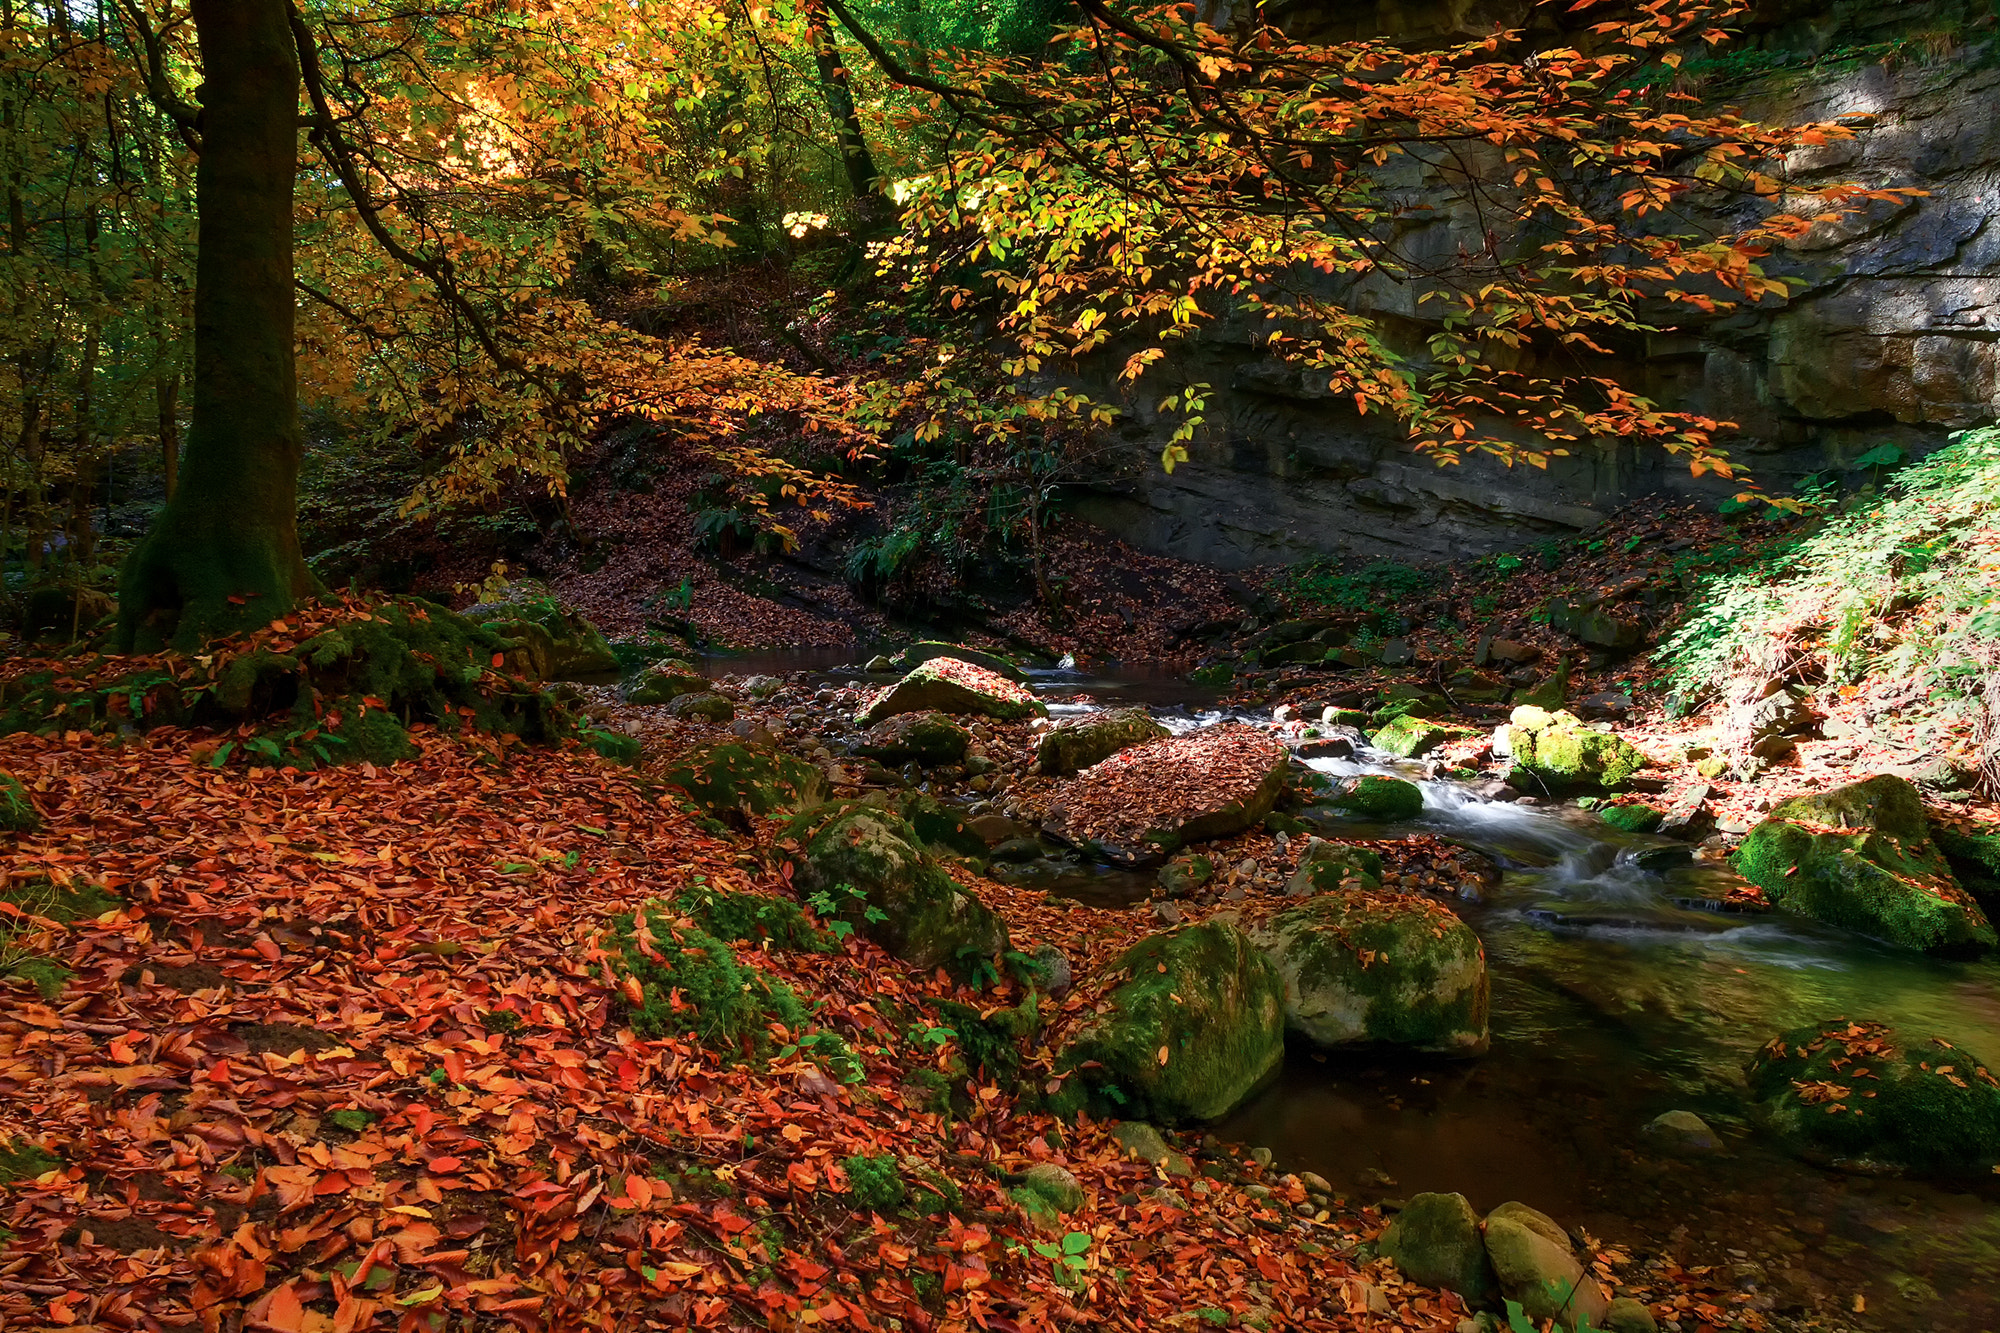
[1599,802,1664,834]
[1157,854,1216,898]
[1379,1192,1496,1303]
[1505,707,1646,793]
[667,692,736,723]
[1369,715,1467,760]
[464,581,619,680]
[625,659,711,704]
[1747,1018,2000,1173]
[1283,838,1383,895]
[0,771,38,834]
[895,641,1030,683]
[1483,1203,1609,1331]
[861,657,1047,725]
[1249,892,1489,1054]
[893,791,988,860]
[1035,708,1170,776]
[1334,775,1425,821]
[782,803,1008,978]
[1935,827,2000,909]
[1732,776,1995,955]
[665,743,827,819]
[1053,919,1284,1124]
[861,711,972,766]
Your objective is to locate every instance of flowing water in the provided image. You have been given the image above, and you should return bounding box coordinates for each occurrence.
[711,649,2000,1328]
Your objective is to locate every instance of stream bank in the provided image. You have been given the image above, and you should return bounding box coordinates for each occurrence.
[609,649,2000,1333]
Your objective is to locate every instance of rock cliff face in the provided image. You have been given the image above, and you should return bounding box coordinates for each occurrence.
[1071,3,2000,568]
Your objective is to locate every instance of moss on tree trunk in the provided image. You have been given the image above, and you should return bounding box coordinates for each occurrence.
[118,0,315,651]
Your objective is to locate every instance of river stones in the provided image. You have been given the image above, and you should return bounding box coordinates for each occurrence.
[781,802,1008,978]
[1157,853,1217,897]
[624,658,711,704]
[1378,1191,1496,1303]
[665,743,825,818]
[1599,802,1664,834]
[1333,775,1425,821]
[1483,1202,1610,1331]
[1732,775,1996,955]
[1641,1110,1722,1154]
[1248,892,1489,1054]
[1747,1018,2000,1173]
[1045,724,1291,866]
[1035,707,1170,776]
[1501,707,1647,794]
[860,710,972,766]
[860,657,1046,725]
[463,580,620,680]
[1052,919,1284,1124]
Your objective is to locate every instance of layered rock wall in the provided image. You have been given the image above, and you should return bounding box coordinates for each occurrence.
[1072,4,2000,568]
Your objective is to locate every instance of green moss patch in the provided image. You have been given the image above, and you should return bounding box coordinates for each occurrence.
[664,743,828,820]
[1035,708,1170,776]
[1336,776,1425,822]
[604,902,808,1053]
[0,772,38,833]
[673,882,833,952]
[1052,919,1284,1124]
[1249,891,1488,1054]
[1747,1018,2000,1173]
[1733,776,1995,955]
[1599,803,1664,834]
[782,802,1008,979]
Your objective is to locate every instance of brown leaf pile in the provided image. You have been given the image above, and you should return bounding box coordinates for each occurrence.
[1051,725,1289,848]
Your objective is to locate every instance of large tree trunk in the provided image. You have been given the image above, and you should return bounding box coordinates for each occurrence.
[802,0,880,202]
[118,0,314,650]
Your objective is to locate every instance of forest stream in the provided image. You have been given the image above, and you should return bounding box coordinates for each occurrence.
[713,650,2000,1332]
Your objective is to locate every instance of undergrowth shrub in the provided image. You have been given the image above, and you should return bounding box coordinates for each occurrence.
[1273,559,1433,628]
[1661,429,2000,763]
[843,1153,907,1211]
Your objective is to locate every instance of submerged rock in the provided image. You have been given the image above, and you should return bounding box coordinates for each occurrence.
[1502,707,1646,794]
[1378,1191,1496,1303]
[1035,707,1170,776]
[860,711,972,766]
[1746,1018,2000,1173]
[1732,775,1995,955]
[859,657,1046,725]
[783,803,1008,977]
[1053,919,1284,1124]
[1641,1110,1722,1154]
[1249,892,1489,1054]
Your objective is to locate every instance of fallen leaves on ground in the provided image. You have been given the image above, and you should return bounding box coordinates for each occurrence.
[1049,725,1288,850]
[0,725,1464,1332]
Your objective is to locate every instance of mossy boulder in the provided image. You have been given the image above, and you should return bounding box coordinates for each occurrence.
[1369,715,1466,760]
[1732,775,1995,955]
[893,792,988,860]
[665,743,828,819]
[1157,854,1216,898]
[860,657,1046,725]
[1935,827,2000,909]
[1483,1202,1609,1331]
[1053,919,1284,1124]
[1249,892,1488,1054]
[1035,708,1170,776]
[1505,707,1645,794]
[782,803,1008,977]
[1747,1018,2000,1173]
[1334,775,1425,822]
[1045,725,1290,866]
[1283,838,1383,896]
[1379,1192,1496,1304]
[464,581,619,680]
[667,692,736,723]
[0,772,38,834]
[625,659,711,704]
[1599,803,1664,834]
[895,641,1030,683]
[861,711,972,766]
